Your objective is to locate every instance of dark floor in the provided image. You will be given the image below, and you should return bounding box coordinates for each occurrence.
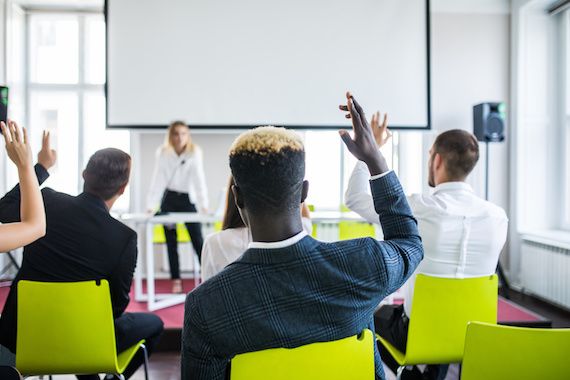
[501,289,570,328]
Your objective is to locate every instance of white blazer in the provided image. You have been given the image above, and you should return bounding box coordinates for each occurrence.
[147,146,209,211]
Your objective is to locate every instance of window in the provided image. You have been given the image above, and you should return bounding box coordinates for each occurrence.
[27,13,130,211]
[560,10,570,230]
[304,129,399,211]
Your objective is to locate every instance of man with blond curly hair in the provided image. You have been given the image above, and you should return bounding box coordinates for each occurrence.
[181,93,424,380]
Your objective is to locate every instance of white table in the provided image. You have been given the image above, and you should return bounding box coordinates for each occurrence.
[120,212,219,311]
[119,211,373,310]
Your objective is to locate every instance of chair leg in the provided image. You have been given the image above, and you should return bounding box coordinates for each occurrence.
[396,366,404,380]
[141,343,149,380]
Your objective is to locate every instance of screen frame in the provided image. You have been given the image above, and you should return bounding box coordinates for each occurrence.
[104,0,432,131]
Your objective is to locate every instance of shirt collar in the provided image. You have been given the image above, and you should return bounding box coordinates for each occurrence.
[432,181,473,195]
[77,192,109,213]
[248,230,308,249]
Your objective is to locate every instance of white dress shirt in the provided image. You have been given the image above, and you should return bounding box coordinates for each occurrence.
[201,218,313,282]
[147,146,209,211]
[345,161,508,316]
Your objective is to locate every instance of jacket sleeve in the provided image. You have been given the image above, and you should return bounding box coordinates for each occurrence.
[366,171,424,296]
[182,292,228,380]
[109,233,137,317]
[0,164,50,223]
[344,161,381,225]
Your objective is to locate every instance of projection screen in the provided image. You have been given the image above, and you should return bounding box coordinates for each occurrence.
[106,0,431,130]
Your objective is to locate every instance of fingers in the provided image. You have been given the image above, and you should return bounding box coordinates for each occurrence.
[0,122,9,144]
[371,111,379,129]
[22,127,28,145]
[42,130,50,149]
[338,130,356,152]
[9,121,22,143]
[381,113,388,130]
[350,96,368,127]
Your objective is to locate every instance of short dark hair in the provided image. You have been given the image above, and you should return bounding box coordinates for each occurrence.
[83,148,131,201]
[432,129,479,180]
[229,126,305,214]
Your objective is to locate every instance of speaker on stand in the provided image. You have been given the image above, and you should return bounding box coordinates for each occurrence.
[473,102,510,298]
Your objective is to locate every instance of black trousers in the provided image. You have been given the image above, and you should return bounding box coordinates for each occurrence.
[160,190,204,279]
[77,312,164,380]
[375,305,448,380]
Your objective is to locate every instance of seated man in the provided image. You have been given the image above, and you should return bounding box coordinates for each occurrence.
[0,140,164,380]
[182,93,424,380]
[345,119,508,379]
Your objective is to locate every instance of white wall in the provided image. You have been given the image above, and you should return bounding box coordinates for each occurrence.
[131,131,241,214]
[429,12,510,214]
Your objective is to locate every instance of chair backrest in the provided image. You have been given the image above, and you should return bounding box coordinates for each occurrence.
[462,322,570,379]
[16,280,119,375]
[230,329,375,380]
[405,274,498,364]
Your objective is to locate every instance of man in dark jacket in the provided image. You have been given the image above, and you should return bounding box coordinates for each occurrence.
[0,136,163,379]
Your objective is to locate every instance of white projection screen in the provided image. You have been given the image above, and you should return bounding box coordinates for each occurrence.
[106,0,430,130]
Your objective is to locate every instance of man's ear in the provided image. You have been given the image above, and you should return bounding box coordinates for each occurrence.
[231,185,244,209]
[82,170,86,181]
[117,182,128,196]
[301,180,309,203]
[433,153,443,170]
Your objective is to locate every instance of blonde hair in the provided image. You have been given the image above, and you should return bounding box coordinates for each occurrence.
[229,126,304,156]
[164,120,196,153]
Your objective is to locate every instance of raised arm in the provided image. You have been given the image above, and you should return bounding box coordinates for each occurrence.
[0,121,45,251]
[339,93,423,293]
[345,112,391,224]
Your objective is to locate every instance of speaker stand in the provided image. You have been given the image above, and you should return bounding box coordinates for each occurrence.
[484,141,510,299]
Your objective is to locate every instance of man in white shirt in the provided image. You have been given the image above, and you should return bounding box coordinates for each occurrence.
[345,116,508,379]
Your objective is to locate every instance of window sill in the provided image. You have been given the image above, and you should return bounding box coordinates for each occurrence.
[520,230,570,251]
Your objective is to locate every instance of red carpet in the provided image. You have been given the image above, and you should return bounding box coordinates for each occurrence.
[0,279,549,329]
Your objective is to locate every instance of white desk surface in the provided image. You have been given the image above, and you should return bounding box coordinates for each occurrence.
[118,211,369,224]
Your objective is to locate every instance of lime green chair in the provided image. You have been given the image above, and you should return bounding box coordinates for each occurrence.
[461,322,570,380]
[16,280,148,379]
[231,329,375,380]
[377,274,498,379]
[153,224,191,243]
[339,205,376,240]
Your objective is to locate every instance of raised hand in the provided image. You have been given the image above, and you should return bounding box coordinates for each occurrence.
[338,92,389,175]
[37,130,57,170]
[1,120,33,170]
[371,111,392,148]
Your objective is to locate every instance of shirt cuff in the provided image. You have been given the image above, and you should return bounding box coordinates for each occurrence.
[34,163,50,185]
[370,170,393,181]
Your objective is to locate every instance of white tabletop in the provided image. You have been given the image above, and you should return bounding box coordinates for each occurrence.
[119,211,369,224]
[118,212,219,224]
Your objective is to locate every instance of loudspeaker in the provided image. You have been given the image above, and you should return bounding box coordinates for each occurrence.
[473,102,505,142]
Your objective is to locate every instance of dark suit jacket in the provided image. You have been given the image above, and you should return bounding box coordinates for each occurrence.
[182,171,424,380]
[0,164,137,352]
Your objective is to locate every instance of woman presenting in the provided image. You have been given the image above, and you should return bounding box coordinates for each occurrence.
[147,121,208,293]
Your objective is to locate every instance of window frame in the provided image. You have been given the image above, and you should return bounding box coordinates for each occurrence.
[561,10,570,230]
[26,11,105,195]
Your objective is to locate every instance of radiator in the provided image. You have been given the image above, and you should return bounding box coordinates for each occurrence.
[521,239,570,310]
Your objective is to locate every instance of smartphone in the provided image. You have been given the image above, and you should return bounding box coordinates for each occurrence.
[0,86,8,124]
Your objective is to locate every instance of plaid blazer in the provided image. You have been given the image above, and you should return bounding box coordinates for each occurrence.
[182,171,423,380]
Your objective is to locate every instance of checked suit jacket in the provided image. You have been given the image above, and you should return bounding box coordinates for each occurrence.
[182,171,424,380]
